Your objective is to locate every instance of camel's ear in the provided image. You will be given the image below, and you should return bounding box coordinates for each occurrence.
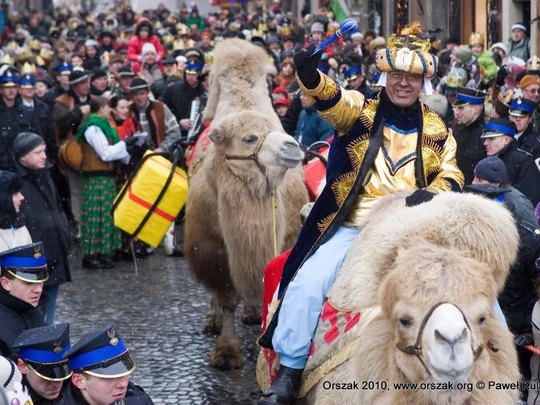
[209,128,225,144]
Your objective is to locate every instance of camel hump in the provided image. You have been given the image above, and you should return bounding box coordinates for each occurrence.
[212,38,270,76]
[327,191,519,310]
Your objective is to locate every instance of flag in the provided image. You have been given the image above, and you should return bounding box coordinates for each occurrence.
[331,0,350,23]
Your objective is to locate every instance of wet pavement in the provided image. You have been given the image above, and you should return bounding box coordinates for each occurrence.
[56,250,262,405]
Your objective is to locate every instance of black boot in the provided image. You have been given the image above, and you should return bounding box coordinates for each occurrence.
[97,254,115,269]
[82,256,106,270]
[257,365,303,405]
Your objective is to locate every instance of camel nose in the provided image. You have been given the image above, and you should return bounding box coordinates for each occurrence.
[434,327,468,347]
[283,139,300,150]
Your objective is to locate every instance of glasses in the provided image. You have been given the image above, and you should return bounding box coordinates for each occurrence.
[523,88,539,94]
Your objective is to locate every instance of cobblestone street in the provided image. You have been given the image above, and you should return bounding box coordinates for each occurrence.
[56,250,261,405]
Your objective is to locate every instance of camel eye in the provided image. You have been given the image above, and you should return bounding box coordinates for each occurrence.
[478,316,486,326]
[243,134,258,144]
[400,317,413,328]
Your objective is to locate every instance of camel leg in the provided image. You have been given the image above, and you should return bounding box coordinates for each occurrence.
[210,293,244,369]
[203,296,223,335]
[241,296,262,325]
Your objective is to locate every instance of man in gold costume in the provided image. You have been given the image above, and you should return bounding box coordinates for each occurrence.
[257,23,464,405]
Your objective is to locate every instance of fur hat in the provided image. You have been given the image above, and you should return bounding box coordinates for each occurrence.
[454,45,473,64]
[420,94,448,117]
[141,42,157,56]
[369,36,386,52]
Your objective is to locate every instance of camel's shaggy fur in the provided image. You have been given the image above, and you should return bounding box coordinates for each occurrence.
[300,192,520,404]
[186,38,308,369]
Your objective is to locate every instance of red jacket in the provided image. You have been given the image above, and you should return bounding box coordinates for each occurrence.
[127,35,165,63]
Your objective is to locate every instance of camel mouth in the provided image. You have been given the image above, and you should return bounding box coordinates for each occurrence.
[430,364,472,383]
[278,151,304,168]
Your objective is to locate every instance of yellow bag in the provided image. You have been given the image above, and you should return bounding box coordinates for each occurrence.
[113,151,188,247]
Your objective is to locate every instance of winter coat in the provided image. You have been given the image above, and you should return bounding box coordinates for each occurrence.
[452,115,486,185]
[58,381,154,405]
[16,162,72,287]
[476,50,498,84]
[41,85,68,110]
[516,124,540,161]
[0,288,44,356]
[83,56,101,71]
[508,36,531,62]
[137,62,164,85]
[499,141,540,206]
[161,80,205,125]
[127,19,165,63]
[0,170,32,252]
[294,106,335,147]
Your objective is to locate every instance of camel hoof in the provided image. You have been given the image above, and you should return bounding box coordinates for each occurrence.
[241,313,262,325]
[210,337,244,369]
[203,313,223,335]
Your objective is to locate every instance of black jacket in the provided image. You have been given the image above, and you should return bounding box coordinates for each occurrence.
[516,124,540,161]
[0,288,44,356]
[42,85,68,110]
[58,381,154,405]
[499,141,540,206]
[498,187,540,334]
[161,79,205,125]
[17,162,72,287]
[452,116,486,185]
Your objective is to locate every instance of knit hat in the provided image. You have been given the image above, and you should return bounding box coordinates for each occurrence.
[511,22,527,33]
[474,157,508,184]
[141,42,157,56]
[490,42,508,55]
[13,132,45,159]
[454,45,473,64]
[351,32,363,41]
[311,22,324,34]
[274,98,290,108]
[84,39,99,49]
[519,74,540,90]
[0,356,23,393]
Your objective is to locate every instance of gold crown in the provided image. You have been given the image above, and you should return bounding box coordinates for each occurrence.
[175,22,187,32]
[280,25,291,36]
[386,22,431,53]
[101,51,110,64]
[173,40,185,51]
[447,74,465,88]
[28,39,41,51]
[498,88,514,106]
[17,48,33,62]
[162,34,175,46]
[68,17,81,30]
[468,32,484,46]
[35,56,46,67]
[528,55,540,71]
[40,48,54,61]
[0,54,14,65]
[21,62,36,74]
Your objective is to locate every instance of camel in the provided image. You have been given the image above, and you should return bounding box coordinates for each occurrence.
[258,192,521,404]
[185,38,308,369]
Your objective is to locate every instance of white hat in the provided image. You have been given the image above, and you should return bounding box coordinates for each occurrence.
[351,32,363,41]
[511,23,527,33]
[0,357,22,393]
[141,42,157,56]
[491,42,508,55]
[420,94,449,117]
[84,39,99,49]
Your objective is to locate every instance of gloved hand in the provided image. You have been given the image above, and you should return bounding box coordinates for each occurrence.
[405,189,436,207]
[514,333,534,347]
[293,44,323,89]
[495,65,509,87]
[125,135,148,154]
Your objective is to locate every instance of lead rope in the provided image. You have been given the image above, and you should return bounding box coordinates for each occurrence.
[271,189,278,258]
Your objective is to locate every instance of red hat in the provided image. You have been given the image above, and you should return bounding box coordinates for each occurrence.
[200,31,212,40]
[272,87,287,95]
[274,98,290,108]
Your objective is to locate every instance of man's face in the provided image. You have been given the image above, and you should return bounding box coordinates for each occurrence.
[92,77,108,92]
[2,86,18,102]
[17,360,63,400]
[119,77,132,91]
[521,84,540,102]
[163,64,176,77]
[201,37,211,47]
[185,72,199,88]
[509,114,533,133]
[19,144,47,170]
[73,79,90,97]
[18,87,35,100]
[511,29,525,42]
[57,47,68,61]
[86,47,97,59]
[143,52,156,65]
[35,82,48,98]
[0,276,43,307]
[483,136,511,156]
[75,373,130,405]
[311,32,324,45]
[385,71,423,108]
[269,42,280,53]
[132,89,149,108]
[453,104,480,126]
[472,176,500,187]
[58,74,70,86]
[348,75,364,90]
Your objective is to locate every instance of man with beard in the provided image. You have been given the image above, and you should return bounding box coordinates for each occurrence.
[451,86,488,185]
[257,23,463,405]
[13,323,72,405]
[161,59,205,136]
[60,325,153,405]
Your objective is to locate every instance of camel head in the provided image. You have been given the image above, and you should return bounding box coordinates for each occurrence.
[379,243,500,399]
[209,110,304,188]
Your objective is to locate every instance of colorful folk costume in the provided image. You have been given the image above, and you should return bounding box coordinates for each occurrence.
[257,23,464,405]
[76,115,129,266]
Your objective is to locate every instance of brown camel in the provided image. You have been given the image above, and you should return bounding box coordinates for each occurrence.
[185,38,309,369]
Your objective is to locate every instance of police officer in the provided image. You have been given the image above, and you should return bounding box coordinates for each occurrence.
[13,323,72,404]
[60,325,153,405]
[41,62,73,110]
[451,86,488,185]
[0,242,47,356]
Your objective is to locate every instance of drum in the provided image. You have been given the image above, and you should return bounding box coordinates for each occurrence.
[58,137,83,172]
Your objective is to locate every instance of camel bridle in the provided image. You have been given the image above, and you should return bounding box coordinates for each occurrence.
[224,131,270,176]
[395,301,487,378]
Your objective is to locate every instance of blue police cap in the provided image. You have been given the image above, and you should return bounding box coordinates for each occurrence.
[0,68,19,87]
[0,241,48,283]
[64,325,136,378]
[185,61,203,74]
[18,73,36,88]
[509,97,536,117]
[453,86,487,107]
[481,118,517,139]
[55,62,73,75]
[13,323,72,381]
[344,66,362,80]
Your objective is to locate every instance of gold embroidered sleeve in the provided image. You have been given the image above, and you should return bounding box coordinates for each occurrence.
[297,71,365,136]
[425,131,465,193]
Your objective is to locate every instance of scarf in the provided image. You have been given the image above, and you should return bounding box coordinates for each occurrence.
[76,114,121,144]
